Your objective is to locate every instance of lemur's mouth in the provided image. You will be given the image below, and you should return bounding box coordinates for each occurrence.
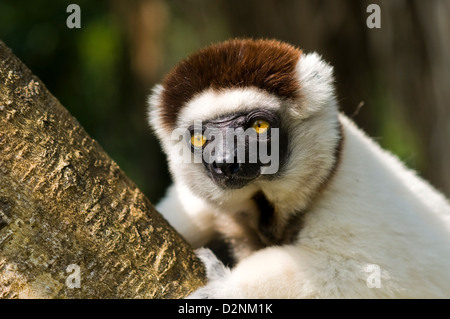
[219,175,259,190]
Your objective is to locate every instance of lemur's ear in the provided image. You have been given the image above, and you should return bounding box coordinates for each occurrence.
[147,84,167,141]
[295,53,336,116]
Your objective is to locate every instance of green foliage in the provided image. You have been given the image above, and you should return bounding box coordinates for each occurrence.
[371,80,424,173]
[0,1,164,201]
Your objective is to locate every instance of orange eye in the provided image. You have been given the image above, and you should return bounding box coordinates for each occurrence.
[252,120,270,134]
[191,132,206,148]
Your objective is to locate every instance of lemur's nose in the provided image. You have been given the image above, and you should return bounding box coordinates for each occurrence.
[203,142,262,189]
[212,159,242,177]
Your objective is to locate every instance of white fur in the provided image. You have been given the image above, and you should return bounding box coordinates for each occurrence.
[149,51,450,298]
[177,87,282,128]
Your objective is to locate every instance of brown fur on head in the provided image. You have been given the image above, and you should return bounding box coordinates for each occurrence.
[158,39,302,130]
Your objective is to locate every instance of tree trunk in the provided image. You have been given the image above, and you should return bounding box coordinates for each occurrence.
[0,40,206,298]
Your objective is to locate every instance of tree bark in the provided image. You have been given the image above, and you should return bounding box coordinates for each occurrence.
[0,40,206,298]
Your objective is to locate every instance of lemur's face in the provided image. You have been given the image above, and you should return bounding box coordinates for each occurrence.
[178,87,292,191]
[186,107,287,190]
[149,39,341,209]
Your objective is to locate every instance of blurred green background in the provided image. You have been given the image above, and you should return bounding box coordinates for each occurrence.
[1,0,449,202]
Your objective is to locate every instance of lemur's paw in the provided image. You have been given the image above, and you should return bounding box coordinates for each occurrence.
[186,248,231,299]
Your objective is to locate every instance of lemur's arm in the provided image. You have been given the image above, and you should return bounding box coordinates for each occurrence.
[156,183,216,248]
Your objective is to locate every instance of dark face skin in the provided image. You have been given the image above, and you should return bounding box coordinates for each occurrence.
[189,109,289,189]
